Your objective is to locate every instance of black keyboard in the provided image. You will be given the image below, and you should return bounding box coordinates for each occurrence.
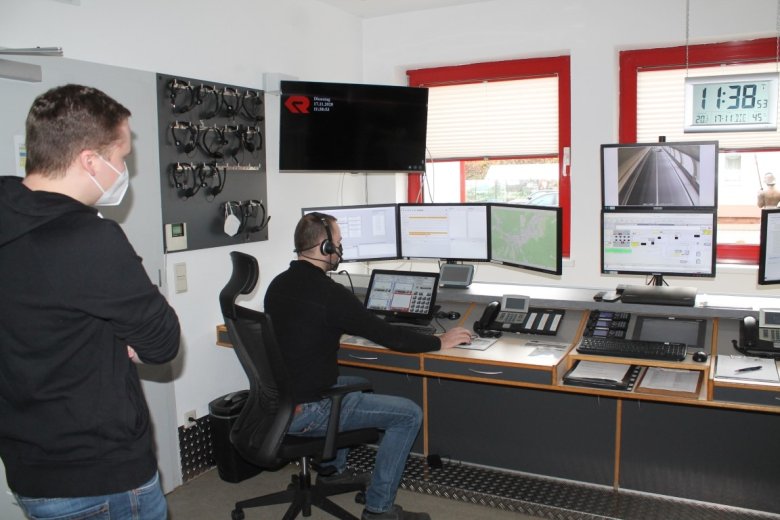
[390,323,437,335]
[576,337,687,361]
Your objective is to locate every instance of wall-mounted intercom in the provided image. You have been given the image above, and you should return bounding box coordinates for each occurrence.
[165,222,187,252]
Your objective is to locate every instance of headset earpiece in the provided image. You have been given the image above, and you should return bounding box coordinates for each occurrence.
[319,218,336,255]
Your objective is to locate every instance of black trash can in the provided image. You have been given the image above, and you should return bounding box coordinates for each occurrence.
[208,390,262,483]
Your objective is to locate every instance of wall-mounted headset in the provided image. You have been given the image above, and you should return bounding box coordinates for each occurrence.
[170,121,199,154]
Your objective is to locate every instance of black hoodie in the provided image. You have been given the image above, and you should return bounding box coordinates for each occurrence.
[0,176,181,498]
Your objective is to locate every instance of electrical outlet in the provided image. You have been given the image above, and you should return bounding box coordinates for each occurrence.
[183,409,197,428]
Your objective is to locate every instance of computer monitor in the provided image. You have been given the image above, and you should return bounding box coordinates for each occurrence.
[601,208,717,283]
[398,203,489,262]
[758,208,780,285]
[601,141,718,207]
[301,204,399,262]
[364,269,440,324]
[489,203,562,275]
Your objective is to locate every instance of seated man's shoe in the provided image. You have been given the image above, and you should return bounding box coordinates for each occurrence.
[315,468,372,488]
[361,505,431,520]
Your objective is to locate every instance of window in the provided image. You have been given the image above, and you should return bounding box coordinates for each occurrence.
[407,56,571,256]
[620,38,780,264]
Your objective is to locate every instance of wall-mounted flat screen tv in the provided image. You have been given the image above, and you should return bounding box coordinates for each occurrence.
[279,80,428,173]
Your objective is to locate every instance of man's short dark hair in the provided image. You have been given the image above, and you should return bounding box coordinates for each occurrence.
[25,84,132,178]
[294,212,337,254]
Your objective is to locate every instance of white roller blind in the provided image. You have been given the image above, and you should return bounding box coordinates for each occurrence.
[637,63,780,148]
[426,77,559,160]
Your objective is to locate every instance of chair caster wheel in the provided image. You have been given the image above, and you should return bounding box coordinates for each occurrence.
[231,508,245,520]
[355,491,366,505]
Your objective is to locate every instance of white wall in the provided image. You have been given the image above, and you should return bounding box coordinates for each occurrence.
[2,0,780,508]
[361,0,780,297]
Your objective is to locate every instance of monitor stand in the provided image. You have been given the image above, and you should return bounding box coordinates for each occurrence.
[618,276,698,307]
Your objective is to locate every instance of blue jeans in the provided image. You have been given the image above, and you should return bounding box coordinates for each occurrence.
[289,376,422,513]
[14,471,167,520]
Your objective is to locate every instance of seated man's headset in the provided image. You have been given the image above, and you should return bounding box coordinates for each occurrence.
[295,214,342,268]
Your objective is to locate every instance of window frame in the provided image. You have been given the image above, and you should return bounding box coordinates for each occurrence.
[407,56,571,257]
[619,37,778,264]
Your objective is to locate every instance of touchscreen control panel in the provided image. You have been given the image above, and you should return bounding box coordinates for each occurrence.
[583,310,630,338]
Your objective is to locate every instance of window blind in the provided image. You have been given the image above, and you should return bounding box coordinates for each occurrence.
[426,77,559,160]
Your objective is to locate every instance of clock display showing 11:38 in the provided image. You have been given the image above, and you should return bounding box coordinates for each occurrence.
[685,72,778,132]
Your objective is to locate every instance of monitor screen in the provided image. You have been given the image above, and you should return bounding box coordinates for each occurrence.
[489,203,562,275]
[759,208,780,285]
[633,316,707,348]
[364,269,439,322]
[398,203,489,261]
[601,209,716,278]
[279,80,428,172]
[302,205,399,262]
[601,141,718,207]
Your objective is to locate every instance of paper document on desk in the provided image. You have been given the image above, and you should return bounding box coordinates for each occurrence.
[639,367,701,394]
[340,335,381,348]
[715,356,779,383]
[454,337,497,351]
[566,361,632,383]
[524,339,569,361]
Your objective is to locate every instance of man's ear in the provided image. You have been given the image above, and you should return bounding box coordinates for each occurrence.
[78,150,99,176]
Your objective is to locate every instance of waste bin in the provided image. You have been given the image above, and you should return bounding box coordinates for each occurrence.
[208,390,262,483]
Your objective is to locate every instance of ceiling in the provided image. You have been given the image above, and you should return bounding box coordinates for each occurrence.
[317,0,494,18]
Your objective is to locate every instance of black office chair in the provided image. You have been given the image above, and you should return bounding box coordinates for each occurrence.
[219,251,379,520]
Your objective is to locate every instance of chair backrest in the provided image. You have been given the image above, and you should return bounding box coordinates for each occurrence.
[219,251,296,467]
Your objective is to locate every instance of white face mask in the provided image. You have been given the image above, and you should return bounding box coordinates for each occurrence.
[89,156,129,206]
[224,204,242,237]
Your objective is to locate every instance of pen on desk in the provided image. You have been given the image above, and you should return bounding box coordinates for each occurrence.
[735,365,763,373]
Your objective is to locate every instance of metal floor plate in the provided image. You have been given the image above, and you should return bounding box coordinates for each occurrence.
[347,446,780,520]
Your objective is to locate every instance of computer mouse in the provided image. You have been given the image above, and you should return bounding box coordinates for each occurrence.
[692,351,708,362]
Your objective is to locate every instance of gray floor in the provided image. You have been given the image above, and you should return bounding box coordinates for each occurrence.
[166,465,541,520]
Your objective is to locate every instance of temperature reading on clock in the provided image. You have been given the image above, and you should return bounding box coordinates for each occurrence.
[684,72,778,132]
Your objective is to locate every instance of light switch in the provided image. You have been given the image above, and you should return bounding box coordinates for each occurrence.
[174,262,187,293]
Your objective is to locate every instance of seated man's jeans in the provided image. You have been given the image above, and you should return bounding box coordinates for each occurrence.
[14,471,166,520]
[288,376,422,513]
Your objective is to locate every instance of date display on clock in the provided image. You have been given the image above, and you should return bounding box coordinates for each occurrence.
[684,72,778,132]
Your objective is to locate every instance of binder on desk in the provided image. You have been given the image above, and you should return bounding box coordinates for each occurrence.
[563,360,641,391]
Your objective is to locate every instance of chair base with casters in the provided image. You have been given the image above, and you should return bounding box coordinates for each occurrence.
[231,453,368,520]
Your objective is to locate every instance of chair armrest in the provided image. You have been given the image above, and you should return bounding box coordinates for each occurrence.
[319,382,373,461]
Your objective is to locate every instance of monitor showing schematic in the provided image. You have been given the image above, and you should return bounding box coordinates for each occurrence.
[601,209,716,278]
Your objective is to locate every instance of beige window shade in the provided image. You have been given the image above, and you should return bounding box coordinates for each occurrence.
[426,77,559,160]
[637,63,780,149]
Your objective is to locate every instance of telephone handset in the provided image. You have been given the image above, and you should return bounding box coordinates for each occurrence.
[735,313,780,358]
[474,301,503,338]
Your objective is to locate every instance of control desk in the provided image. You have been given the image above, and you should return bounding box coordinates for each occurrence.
[216,279,780,515]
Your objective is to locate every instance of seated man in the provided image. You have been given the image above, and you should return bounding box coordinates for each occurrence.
[264,212,472,520]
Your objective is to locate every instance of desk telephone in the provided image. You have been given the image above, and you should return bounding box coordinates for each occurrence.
[473,295,564,338]
[736,309,780,359]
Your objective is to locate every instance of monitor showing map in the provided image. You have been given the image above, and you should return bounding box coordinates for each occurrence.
[489,203,562,275]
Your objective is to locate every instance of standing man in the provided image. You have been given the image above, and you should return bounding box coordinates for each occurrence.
[0,85,181,519]
[265,212,473,520]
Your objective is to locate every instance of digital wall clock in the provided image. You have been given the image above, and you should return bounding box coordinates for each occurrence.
[684,72,779,132]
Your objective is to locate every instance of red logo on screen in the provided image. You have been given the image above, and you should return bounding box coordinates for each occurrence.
[284,96,310,114]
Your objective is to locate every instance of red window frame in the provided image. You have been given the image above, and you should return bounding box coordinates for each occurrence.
[619,38,778,264]
[407,56,571,257]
